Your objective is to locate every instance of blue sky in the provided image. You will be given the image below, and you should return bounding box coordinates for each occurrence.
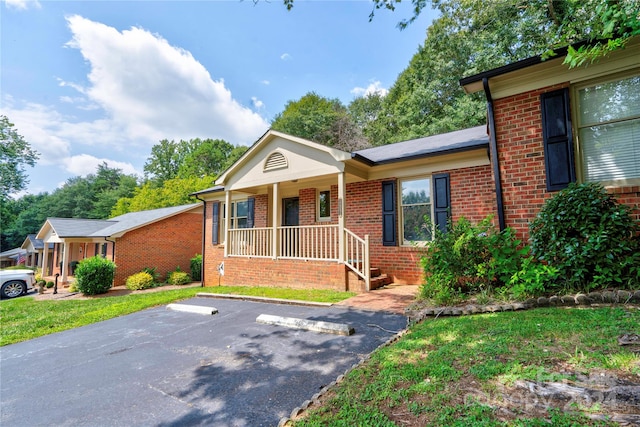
[1,0,437,196]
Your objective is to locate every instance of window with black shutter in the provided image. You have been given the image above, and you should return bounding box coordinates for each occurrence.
[381,180,397,246]
[540,88,576,191]
[211,201,220,245]
[432,173,451,234]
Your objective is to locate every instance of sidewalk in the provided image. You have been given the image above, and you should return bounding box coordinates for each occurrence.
[336,284,419,314]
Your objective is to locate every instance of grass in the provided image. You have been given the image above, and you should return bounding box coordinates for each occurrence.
[0,285,355,346]
[293,306,640,426]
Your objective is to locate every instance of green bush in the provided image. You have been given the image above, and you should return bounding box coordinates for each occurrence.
[74,256,116,295]
[529,182,639,292]
[420,215,528,304]
[142,266,161,283]
[167,266,191,285]
[45,281,54,289]
[190,254,202,281]
[125,272,154,290]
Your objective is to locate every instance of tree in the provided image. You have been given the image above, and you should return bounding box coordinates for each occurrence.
[290,0,639,64]
[177,138,247,178]
[272,92,369,151]
[144,138,246,185]
[110,176,215,216]
[143,139,187,185]
[0,115,39,198]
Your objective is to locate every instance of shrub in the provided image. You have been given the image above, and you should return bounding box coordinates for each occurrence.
[142,267,161,284]
[420,215,528,304]
[74,256,116,295]
[167,266,191,285]
[190,254,202,281]
[45,281,54,289]
[529,182,639,292]
[125,272,154,290]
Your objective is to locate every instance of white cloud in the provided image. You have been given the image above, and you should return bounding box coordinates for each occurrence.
[261,80,270,85]
[63,15,268,146]
[4,0,41,10]
[251,97,264,109]
[1,97,71,165]
[63,154,140,177]
[280,53,291,61]
[350,80,389,98]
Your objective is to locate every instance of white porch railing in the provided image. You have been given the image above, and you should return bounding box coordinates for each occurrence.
[278,225,340,260]
[227,227,273,258]
[227,225,370,289]
[344,229,371,290]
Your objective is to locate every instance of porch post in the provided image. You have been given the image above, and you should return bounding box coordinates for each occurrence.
[338,171,346,263]
[41,245,49,276]
[61,241,70,283]
[224,191,232,257]
[271,182,279,259]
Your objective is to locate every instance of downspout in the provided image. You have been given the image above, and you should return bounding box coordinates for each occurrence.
[194,195,206,288]
[104,237,116,262]
[483,77,506,231]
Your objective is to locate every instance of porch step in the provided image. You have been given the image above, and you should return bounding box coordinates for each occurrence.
[369,273,392,290]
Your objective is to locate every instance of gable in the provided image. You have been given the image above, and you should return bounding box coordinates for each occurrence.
[221,133,350,191]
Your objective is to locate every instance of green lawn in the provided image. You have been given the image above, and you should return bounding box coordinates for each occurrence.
[0,286,355,346]
[293,306,640,426]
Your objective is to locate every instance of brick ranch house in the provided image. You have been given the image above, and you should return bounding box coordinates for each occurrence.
[35,204,202,286]
[192,38,639,293]
[192,127,496,292]
[460,37,640,240]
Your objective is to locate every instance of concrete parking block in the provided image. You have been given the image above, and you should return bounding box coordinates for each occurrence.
[167,303,218,315]
[256,313,355,335]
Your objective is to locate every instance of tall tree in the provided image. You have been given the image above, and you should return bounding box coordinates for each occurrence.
[272,92,368,151]
[144,138,246,185]
[143,139,187,185]
[177,138,247,178]
[0,115,39,198]
[110,176,215,216]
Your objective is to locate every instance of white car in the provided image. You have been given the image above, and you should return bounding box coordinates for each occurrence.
[0,269,36,299]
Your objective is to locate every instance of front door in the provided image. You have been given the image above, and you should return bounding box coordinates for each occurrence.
[282,197,299,257]
[282,197,299,226]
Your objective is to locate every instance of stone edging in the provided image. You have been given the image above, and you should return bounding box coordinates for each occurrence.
[407,289,640,325]
[277,289,640,426]
[277,328,409,426]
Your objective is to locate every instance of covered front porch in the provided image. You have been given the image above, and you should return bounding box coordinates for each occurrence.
[197,130,394,291]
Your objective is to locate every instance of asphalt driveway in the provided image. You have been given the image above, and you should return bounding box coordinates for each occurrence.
[1,297,407,427]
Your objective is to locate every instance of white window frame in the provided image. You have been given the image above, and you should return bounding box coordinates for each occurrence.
[317,189,331,222]
[573,70,640,187]
[399,176,433,246]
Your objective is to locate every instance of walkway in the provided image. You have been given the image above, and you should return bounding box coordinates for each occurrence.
[337,284,419,314]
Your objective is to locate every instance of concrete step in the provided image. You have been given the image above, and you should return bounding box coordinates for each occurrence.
[369,274,392,290]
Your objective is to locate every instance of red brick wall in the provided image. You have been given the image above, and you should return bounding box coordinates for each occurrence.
[113,212,202,286]
[202,167,497,289]
[449,165,497,225]
[494,83,640,240]
[253,195,268,228]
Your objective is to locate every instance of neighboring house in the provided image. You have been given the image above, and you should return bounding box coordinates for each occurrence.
[35,204,202,286]
[0,248,28,268]
[192,127,496,292]
[20,234,53,269]
[460,37,640,240]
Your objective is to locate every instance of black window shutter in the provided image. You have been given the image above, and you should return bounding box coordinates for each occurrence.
[247,197,255,229]
[540,88,576,191]
[433,173,451,234]
[381,180,397,246]
[211,201,220,245]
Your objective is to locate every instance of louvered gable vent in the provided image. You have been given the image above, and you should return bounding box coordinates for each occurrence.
[264,151,288,171]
